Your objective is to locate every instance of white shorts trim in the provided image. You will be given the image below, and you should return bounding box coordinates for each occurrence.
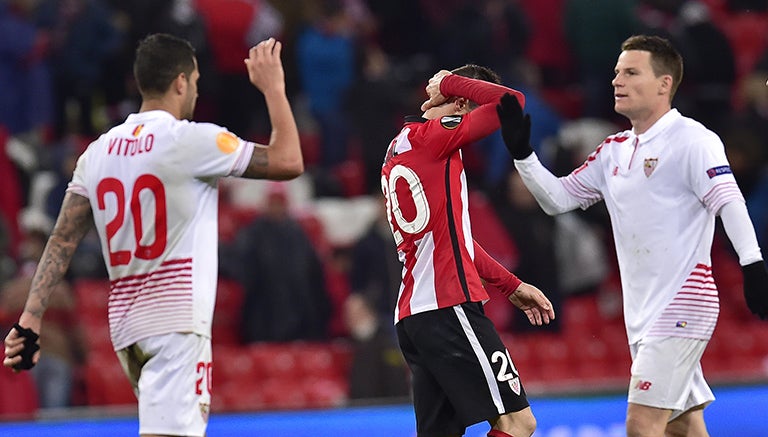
[628,336,714,420]
[117,332,212,436]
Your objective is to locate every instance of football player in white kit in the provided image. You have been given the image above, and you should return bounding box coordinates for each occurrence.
[495,35,768,437]
[3,34,303,436]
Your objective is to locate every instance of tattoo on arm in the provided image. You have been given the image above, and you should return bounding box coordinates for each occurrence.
[24,193,93,319]
[242,146,269,179]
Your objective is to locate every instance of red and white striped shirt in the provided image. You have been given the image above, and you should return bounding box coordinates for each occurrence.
[381,75,524,323]
[68,110,252,350]
[558,109,741,343]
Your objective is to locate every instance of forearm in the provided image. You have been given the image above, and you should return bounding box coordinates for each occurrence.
[514,153,582,215]
[720,200,763,265]
[243,89,304,180]
[473,240,521,295]
[440,74,525,108]
[21,193,92,327]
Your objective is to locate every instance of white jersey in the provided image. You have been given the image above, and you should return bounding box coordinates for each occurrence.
[68,110,252,350]
[524,109,743,344]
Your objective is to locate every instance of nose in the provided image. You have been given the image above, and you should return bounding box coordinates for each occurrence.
[611,74,621,87]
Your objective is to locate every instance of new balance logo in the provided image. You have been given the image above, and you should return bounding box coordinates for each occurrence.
[635,380,652,391]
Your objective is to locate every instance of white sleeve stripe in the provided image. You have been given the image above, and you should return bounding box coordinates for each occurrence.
[562,176,602,199]
[229,142,255,177]
[702,182,744,214]
[66,183,89,198]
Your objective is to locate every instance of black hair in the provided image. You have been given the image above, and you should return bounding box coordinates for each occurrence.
[133,33,197,98]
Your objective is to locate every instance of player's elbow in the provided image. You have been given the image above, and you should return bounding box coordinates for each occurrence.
[272,159,304,180]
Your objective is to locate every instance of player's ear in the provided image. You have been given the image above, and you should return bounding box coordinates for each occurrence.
[173,72,187,95]
[658,74,672,96]
[455,97,469,113]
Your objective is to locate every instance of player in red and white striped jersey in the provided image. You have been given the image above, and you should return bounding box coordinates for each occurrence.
[501,35,768,437]
[3,34,303,436]
[382,65,555,437]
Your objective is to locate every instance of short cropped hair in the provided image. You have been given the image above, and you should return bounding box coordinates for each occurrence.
[133,33,197,98]
[621,35,684,101]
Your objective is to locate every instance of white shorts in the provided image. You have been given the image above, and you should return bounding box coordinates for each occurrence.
[116,333,212,436]
[628,336,714,420]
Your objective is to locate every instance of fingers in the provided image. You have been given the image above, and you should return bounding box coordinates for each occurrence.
[3,331,24,368]
[246,38,281,64]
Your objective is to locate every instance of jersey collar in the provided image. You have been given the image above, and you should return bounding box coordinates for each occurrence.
[126,110,177,123]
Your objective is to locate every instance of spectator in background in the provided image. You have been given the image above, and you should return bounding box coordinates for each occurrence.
[348,195,401,322]
[38,0,120,140]
[492,171,561,333]
[344,293,409,401]
[0,0,53,139]
[564,0,640,120]
[653,1,736,135]
[0,126,25,257]
[196,0,283,138]
[0,227,85,409]
[517,0,574,88]
[223,183,332,342]
[296,0,357,175]
[344,46,412,195]
[481,61,563,192]
[103,0,215,126]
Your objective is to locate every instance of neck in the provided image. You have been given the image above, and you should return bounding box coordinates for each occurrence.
[631,106,671,135]
[140,98,181,120]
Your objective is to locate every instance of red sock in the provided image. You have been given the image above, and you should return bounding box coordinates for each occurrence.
[487,430,514,437]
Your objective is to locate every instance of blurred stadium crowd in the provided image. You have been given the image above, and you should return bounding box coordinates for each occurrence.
[1,0,768,419]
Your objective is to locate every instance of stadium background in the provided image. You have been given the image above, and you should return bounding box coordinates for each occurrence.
[1,0,768,435]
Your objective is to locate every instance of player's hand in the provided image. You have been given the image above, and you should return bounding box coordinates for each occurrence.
[507,282,555,326]
[245,38,286,95]
[3,323,40,371]
[496,92,533,160]
[420,70,452,112]
[742,260,768,320]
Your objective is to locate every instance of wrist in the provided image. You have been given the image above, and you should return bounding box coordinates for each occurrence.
[512,144,533,160]
[500,276,523,298]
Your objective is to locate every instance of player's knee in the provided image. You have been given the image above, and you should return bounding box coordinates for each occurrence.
[626,417,658,437]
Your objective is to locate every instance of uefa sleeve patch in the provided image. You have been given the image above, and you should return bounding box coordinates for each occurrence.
[440,115,462,129]
[216,131,239,154]
[706,165,732,179]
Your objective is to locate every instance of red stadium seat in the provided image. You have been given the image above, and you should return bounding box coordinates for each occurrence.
[0,366,38,419]
[302,376,348,408]
[82,351,135,406]
[213,279,245,346]
[73,278,111,326]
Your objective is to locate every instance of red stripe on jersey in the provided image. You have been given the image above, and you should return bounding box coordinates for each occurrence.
[647,264,718,339]
[111,259,192,286]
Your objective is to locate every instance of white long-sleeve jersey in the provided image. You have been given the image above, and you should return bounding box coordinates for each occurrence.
[516,109,758,344]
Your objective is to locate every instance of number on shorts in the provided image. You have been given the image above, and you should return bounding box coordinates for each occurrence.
[491,350,519,382]
[96,174,168,266]
[195,361,213,395]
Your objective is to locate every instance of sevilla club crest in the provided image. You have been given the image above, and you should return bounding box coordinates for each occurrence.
[643,158,658,177]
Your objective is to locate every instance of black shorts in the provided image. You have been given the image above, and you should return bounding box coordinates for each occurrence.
[396,302,529,437]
